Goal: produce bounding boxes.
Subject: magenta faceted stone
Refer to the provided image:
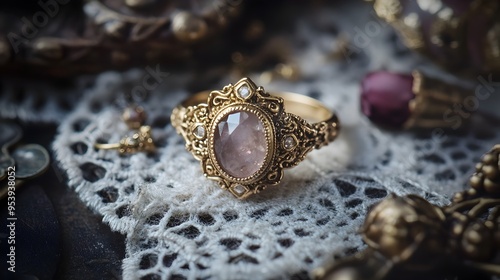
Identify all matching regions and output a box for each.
[214,110,267,178]
[361,71,415,128]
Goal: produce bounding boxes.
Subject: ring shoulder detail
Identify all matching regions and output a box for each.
[274,112,340,170]
[171,104,209,161]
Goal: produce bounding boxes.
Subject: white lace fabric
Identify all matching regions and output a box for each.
[47,3,500,280]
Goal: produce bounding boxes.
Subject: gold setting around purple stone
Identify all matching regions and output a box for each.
[171,77,340,199]
[209,104,274,181]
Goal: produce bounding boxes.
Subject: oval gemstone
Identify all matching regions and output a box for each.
[214,110,267,178]
[360,71,415,128]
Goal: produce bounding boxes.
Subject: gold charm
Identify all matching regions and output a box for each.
[95,125,155,155]
[313,144,500,280]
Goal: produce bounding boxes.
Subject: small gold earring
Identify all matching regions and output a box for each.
[95,105,155,154]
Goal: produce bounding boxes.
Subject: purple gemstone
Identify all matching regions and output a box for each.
[361,71,415,128]
[214,110,267,178]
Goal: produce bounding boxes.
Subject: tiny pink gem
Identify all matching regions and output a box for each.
[214,110,267,178]
[122,105,146,129]
[360,71,415,128]
[233,185,246,195]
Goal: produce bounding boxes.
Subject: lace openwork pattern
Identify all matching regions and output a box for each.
[49,3,500,280]
[52,73,500,279]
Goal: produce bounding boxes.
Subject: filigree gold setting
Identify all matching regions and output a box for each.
[171,77,340,199]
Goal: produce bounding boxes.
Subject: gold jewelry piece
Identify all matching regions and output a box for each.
[405,70,474,129]
[313,144,500,280]
[171,77,340,199]
[371,0,500,77]
[95,125,155,154]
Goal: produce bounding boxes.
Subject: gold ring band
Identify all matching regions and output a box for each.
[180,91,336,125]
[94,142,122,150]
[171,77,340,199]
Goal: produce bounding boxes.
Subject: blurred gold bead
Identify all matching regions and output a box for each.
[104,20,126,38]
[172,12,208,42]
[469,174,483,189]
[323,267,361,280]
[452,223,463,236]
[0,40,10,64]
[466,228,482,244]
[275,63,300,81]
[475,162,483,172]
[259,71,274,84]
[33,39,63,60]
[467,189,477,196]
[125,0,155,8]
[482,165,499,178]
[462,222,493,260]
[482,153,496,165]
[484,178,499,193]
[245,20,264,41]
[111,51,130,65]
[231,52,244,63]
[452,192,464,202]
[484,221,494,229]
[373,0,403,23]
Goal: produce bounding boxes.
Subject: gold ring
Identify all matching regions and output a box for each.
[171,77,340,199]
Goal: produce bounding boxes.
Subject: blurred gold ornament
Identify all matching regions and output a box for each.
[362,195,446,267]
[0,40,11,65]
[95,125,155,155]
[371,0,500,77]
[0,0,244,77]
[125,0,156,9]
[314,144,500,280]
[172,12,208,43]
[33,39,64,61]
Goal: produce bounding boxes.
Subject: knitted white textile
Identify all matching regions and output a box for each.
[51,3,500,280]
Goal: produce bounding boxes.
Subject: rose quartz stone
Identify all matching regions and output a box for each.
[214,110,267,178]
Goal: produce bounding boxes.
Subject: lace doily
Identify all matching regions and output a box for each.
[51,3,500,280]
